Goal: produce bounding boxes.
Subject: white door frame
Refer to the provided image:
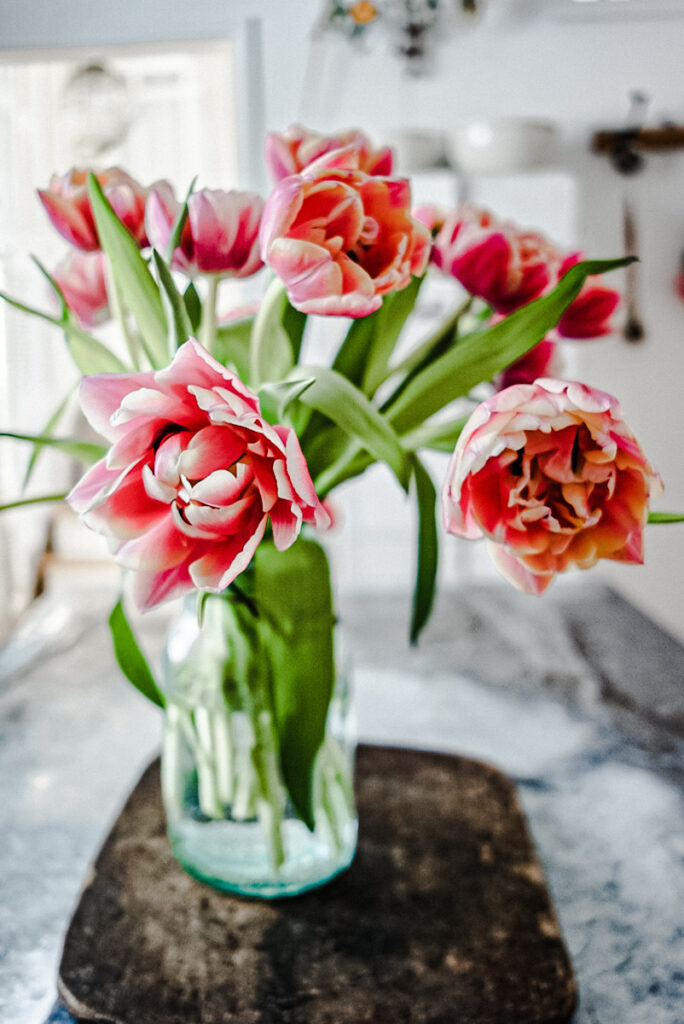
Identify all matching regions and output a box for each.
[0,0,267,190]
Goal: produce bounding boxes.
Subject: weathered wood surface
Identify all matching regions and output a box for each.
[59,746,576,1024]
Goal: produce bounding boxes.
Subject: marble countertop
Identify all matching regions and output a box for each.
[1,578,683,1024]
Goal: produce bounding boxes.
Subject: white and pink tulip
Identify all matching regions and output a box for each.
[443,378,662,595]
[67,339,329,611]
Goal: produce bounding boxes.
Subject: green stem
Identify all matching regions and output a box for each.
[200,276,220,355]
[252,709,287,871]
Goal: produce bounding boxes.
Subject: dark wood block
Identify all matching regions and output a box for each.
[59,746,576,1024]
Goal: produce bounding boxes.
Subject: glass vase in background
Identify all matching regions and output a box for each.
[160,536,357,899]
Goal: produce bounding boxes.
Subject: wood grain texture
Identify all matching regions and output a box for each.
[59,746,576,1024]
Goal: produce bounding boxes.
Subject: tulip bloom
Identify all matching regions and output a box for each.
[67,339,329,610]
[146,185,264,278]
[556,254,620,339]
[53,251,110,328]
[412,204,448,238]
[260,162,430,317]
[443,378,662,595]
[39,168,150,251]
[433,204,560,314]
[265,124,393,182]
[495,338,560,391]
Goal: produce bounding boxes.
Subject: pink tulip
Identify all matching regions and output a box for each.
[443,378,662,595]
[146,185,264,278]
[555,254,620,339]
[52,251,110,328]
[38,167,151,251]
[265,124,393,182]
[412,204,447,237]
[67,339,329,611]
[495,338,560,391]
[144,182,195,273]
[260,162,430,317]
[433,204,561,314]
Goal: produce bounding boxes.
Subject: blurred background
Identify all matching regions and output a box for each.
[0,0,683,640]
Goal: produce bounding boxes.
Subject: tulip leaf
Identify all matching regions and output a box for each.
[331,275,423,394]
[0,430,106,465]
[0,492,67,512]
[362,275,424,395]
[0,287,127,375]
[151,250,192,350]
[214,316,254,381]
[387,258,634,434]
[166,175,197,263]
[250,278,296,388]
[282,297,307,366]
[87,173,169,368]
[381,296,473,407]
[183,282,202,332]
[23,389,75,490]
[34,257,129,374]
[259,377,315,423]
[64,322,129,375]
[253,539,335,831]
[295,364,411,491]
[108,599,165,709]
[648,512,684,523]
[410,455,438,646]
[401,413,470,453]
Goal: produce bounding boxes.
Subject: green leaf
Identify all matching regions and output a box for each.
[64,322,129,375]
[184,282,202,333]
[259,377,315,423]
[409,456,438,646]
[108,599,165,709]
[388,258,633,434]
[31,254,68,317]
[213,316,254,380]
[648,512,684,523]
[0,287,127,375]
[0,492,66,512]
[250,278,296,388]
[282,297,307,366]
[151,250,192,350]
[33,257,130,374]
[253,538,335,830]
[362,275,424,395]
[401,413,470,453]
[166,175,197,262]
[23,389,74,489]
[381,295,472,408]
[0,430,105,465]
[331,275,424,394]
[296,364,411,491]
[87,173,169,368]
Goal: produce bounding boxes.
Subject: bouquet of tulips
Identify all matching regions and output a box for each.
[3,124,681,877]
[0,123,677,714]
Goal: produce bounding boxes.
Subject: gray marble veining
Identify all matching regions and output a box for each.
[0,579,682,1024]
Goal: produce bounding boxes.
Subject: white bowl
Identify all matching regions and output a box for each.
[449,118,558,174]
[388,128,449,172]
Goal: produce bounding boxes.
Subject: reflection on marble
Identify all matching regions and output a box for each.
[0,579,682,1024]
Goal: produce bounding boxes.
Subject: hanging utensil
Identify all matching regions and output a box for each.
[622,199,645,343]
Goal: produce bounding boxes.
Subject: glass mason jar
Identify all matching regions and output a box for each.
[160,536,357,898]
